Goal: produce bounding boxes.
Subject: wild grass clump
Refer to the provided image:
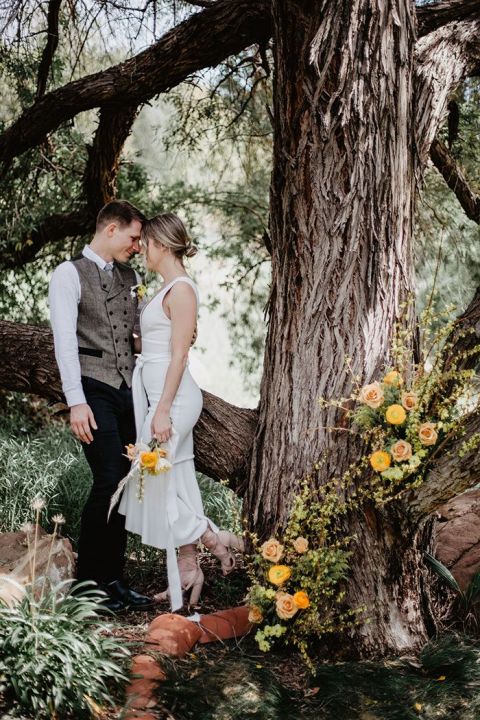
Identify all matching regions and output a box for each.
[0,581,129,719]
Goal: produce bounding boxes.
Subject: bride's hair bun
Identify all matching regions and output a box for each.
[141,213,198,260]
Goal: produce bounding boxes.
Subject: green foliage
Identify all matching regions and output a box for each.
[0,581,129,718]
[424,552,480,629]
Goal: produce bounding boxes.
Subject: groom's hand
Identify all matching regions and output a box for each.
[70,403,98,444]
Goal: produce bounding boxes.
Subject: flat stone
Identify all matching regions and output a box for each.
[0,528,75,605]
[435,489,480,590]
[198,606,252,643]
[146,613,202,657]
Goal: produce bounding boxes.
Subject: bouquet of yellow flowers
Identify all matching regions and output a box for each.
[352,369,442,498]
[247,483,359,665]
[108,438,173,518]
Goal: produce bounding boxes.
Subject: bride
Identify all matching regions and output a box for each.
[118,213,243,611]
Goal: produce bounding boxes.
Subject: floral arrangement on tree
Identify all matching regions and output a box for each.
[247,301,480,668]
[247,482,360,666]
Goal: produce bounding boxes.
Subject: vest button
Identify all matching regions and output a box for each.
[113,325,117,329]
[102,284,107,289]
[124,324,127,328]
[109,311,113,316]
[118,353,121,357]
[124,310,127,315]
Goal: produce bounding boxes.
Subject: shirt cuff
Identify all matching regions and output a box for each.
[65,388,87,407]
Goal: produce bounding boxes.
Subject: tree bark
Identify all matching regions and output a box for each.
[243,0,480,658]
[0,320,257,491]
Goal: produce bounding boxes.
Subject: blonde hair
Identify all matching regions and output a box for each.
[141,213,197,259]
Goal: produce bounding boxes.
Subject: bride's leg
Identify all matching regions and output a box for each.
[153,543,203,605]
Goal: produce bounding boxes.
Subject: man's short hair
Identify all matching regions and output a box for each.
[96,200,146,231]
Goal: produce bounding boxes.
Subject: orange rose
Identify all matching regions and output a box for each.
[268,565,292,586]
[383,370,403,386]
[248,606,263,624]
[293,591,310,609]
[359,382,385,409]
[419,422,438,446]
[401,391,418,411]
[261,538,284,563]
[385,404,406,425]
[370,450,391,472]
[293,537,309,554]
[139,451,158,470]
[275,593,298,620]
[391,440,413,462]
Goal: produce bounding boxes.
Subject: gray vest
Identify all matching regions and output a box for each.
[72,255,138,388]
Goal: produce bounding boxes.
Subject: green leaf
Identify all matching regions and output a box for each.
[464,571,480,605]
[424,552,461,592]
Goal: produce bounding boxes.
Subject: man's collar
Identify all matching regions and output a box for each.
[82,244,113,270]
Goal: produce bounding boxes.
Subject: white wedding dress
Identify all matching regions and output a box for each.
[118,276,218,610]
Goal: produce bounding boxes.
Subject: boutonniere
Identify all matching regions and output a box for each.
[130,283,147,301]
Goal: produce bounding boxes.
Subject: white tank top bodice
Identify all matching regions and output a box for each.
[139,276,199,359]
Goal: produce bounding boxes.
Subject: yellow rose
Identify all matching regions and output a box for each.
[248,606,263,624]
[139,451,158,470]
[391,439,413,462]
[385,404,406,425]
[383,370,403,386]
[419,422,438,446]
[359,382,385,409]
[370,450,391,472]
[293,591,310,609]
[261,538,284,563]
[268,565,292,586]
[275,593,298,620]
[401,391,418,411]
[293,537,308,554]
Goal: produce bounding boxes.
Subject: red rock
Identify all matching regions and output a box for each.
[126,654,165,712]
[146,613,202,656]
[435,489,480,590]
[198,606,252,643]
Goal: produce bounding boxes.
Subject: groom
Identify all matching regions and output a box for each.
[49,199,152,611]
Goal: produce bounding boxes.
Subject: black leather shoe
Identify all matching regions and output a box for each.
[106,580,153,610]
[98,594,128,614]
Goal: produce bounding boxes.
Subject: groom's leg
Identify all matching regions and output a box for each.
[76,377,130,585]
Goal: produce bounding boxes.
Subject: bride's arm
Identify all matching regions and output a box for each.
[151,283,197,443]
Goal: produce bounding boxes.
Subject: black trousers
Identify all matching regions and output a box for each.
[76,376,136,585]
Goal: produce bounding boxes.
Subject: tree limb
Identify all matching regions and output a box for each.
[36,0,62,99]
[83,103,140,214]
[0,0,271,167]
[408,407,480,520]
[0,319,258,492]
[414,17,480,174]
[417,0,480,38]
[1,104,141,269]
[429,137,480,224]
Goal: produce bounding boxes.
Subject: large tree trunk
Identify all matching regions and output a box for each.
[246,0,430,657]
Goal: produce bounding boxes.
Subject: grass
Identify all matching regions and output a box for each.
[0,393,242,586]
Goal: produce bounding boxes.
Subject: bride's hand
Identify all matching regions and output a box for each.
[151,410,172,444]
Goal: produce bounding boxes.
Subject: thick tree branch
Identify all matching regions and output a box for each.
[417,0,480,38]
[1,104,140,269]
[36,0,62,98]
[0,320,258,492]
[414,17,480,173]
[408,407,480,520]
[83,104,140,214]
[0,0,271,166]
[430,137,480,224]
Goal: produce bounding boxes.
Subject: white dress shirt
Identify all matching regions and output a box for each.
[49,245,141,407]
